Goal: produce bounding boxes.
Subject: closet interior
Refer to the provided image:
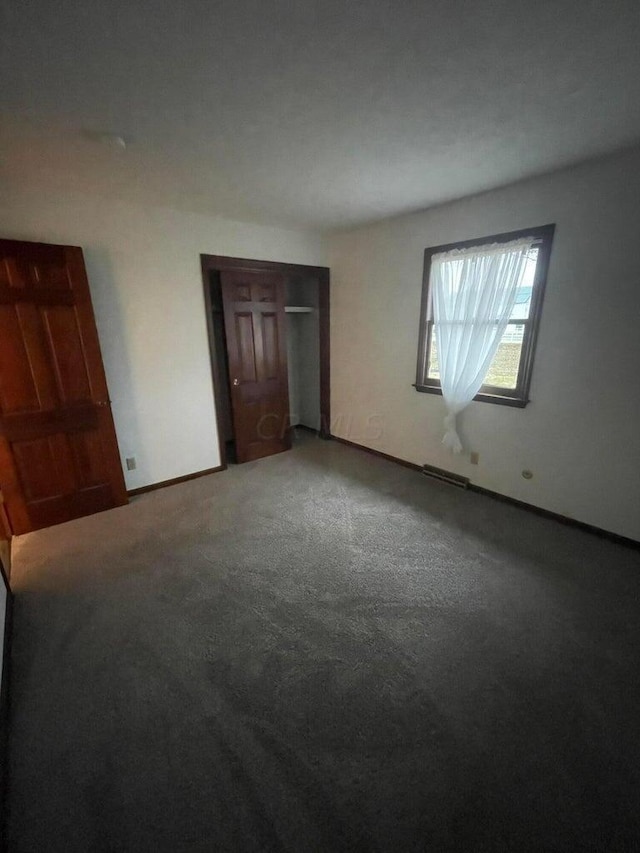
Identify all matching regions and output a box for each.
[285,273,321,435]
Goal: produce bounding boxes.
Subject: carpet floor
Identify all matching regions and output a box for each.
[6,435,640,852]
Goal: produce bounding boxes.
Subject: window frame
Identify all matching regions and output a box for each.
[415,223,556,408]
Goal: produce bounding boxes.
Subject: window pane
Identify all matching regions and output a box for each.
[427,332,439,379]
[430,324,524,388]
[510,247,538,320]
[483,323,525,389]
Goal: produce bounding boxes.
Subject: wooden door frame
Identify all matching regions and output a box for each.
[200,254,330,470]
[0,497,11,580]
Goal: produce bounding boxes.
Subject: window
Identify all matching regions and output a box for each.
[415,224,555,407]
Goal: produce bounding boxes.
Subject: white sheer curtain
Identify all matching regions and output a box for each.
[431,237,534,453]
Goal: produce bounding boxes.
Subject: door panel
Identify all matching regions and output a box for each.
[236,313,257,382]
[261,313,279,379]
[0,307,41,413]
[43,307,93,402]
[221,270,291,464]
[0,239,128,534]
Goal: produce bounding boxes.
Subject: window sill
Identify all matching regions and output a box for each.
[413,384,529,408]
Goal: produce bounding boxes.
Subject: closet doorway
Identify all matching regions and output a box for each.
[201,255,330,468]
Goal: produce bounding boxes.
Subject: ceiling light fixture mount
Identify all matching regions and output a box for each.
[82,130,131,150]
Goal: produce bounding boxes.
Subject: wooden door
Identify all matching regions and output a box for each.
[0,498,11,577]
[221,269,291,463]
[0,239,128,535]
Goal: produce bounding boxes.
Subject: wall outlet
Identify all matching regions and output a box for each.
[126,457,137,471]
[470,451,479,465]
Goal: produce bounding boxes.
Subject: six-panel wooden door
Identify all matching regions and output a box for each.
[221,269,291,463]
[0,239,128,535]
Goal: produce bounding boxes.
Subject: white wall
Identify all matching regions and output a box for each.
[0,189,326,489]
[329,145,640,541]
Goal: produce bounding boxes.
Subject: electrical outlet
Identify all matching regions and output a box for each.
[470,451,479,465]
[126,457,137,471]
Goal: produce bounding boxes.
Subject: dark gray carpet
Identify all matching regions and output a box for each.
[6,435,640,852]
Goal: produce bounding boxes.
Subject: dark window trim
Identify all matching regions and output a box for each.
[415,223,556,407]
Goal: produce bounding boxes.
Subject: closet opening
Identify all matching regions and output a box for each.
[201,255,330,469]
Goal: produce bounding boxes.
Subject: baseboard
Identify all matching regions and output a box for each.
[329,434,640,551]
[292,423,320,435]
[1,563,13,853]
[128,465,225,497]
[1,565,12,720]
[330,434,422,472]
[467,484,639,550]
[0,563,12,713]
[0,542,10,584]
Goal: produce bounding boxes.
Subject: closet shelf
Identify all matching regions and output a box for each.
[285,306,314,313]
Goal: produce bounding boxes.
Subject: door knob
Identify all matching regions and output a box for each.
[233,378,239,386]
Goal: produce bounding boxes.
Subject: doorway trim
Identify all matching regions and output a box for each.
[200,254,330,470]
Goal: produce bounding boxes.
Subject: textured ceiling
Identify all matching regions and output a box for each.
[2,0,640,229]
